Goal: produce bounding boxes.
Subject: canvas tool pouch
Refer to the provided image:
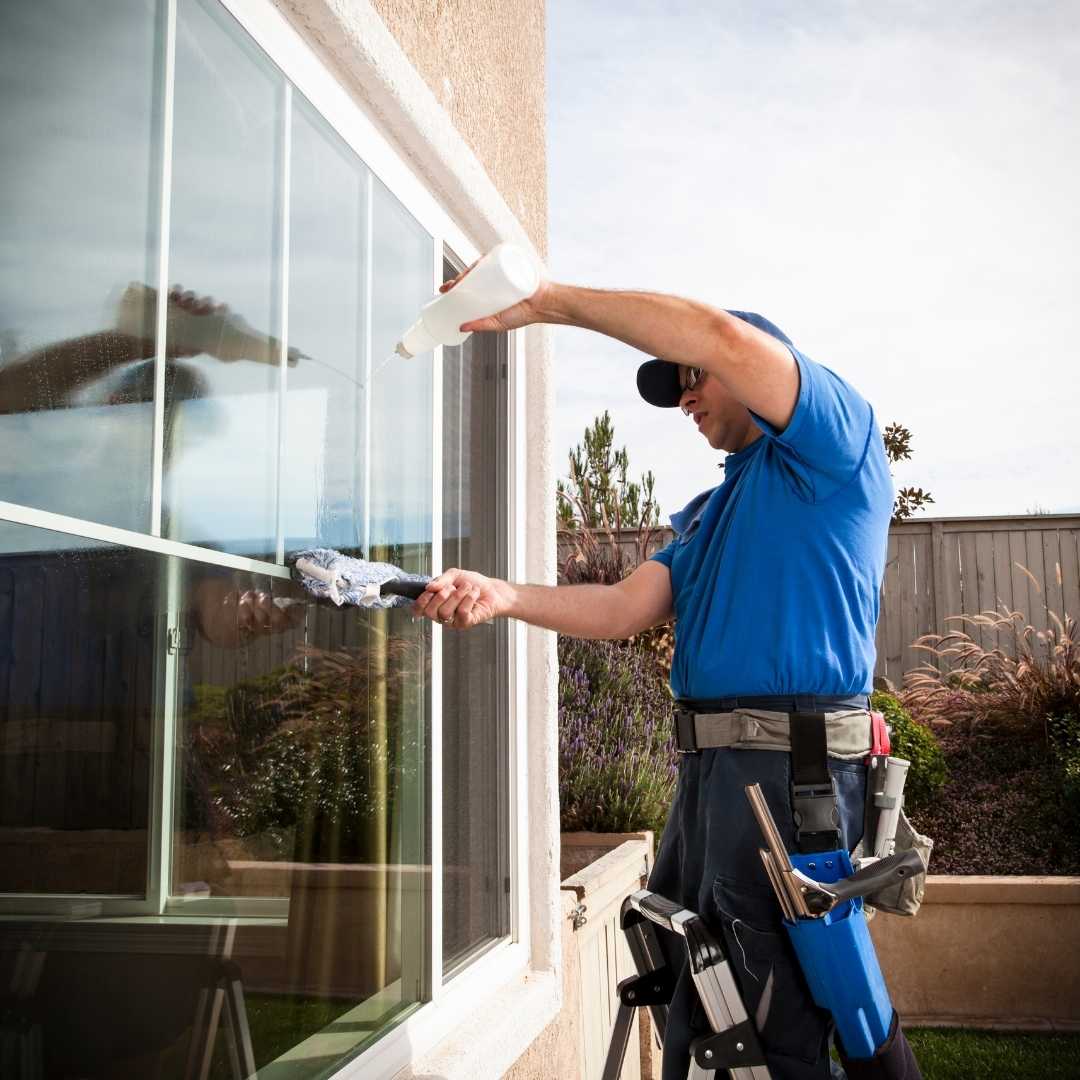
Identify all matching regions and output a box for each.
[856,809,933,918]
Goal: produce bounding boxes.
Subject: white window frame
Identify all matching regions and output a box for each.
[0,0,533,1073]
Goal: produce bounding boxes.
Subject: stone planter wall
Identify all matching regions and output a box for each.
[871,875,1080,1030]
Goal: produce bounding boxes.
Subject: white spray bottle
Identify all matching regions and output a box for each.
[394,242,541,358]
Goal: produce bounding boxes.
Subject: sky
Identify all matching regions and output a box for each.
[547,0,1080,522]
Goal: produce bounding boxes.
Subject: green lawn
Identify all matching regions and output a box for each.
[217,1001,1080,1080]
[908,1028,1080,1079]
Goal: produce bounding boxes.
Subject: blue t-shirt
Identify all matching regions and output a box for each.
[650,322,892,701]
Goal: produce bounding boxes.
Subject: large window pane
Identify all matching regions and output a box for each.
[0,0,511,1072]
[0,0,163,531]
[164,0,285,558]
[169,562,431,1065]
[0,522,163,898]
[441,268,511,975]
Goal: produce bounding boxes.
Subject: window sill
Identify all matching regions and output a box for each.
[312,941,559,1080]
[395,962,560,1080]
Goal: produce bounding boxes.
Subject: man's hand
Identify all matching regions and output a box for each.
[412,567,513,630]
[116,282,304,366]
[193,578,306,648]
[441,262,553,334]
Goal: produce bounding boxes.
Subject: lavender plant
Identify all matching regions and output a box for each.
[558,635,677,835]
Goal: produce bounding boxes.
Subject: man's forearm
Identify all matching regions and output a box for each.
[0,332,155,415]
[534,283,797,427]
[537,285,734,372]
[501,581,639,639]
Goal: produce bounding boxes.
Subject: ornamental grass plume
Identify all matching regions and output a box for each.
[558,635,677,835]
[901,569,1079,740]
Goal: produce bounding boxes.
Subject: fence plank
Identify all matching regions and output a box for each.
[1008,531,1032,620]
[957,532,978,644]
[930,523,947,635]
[913,532,933,674]
[991,530,1014,615]
[940,529,963,631]
[1060,530,1080,622]
[1042,529,1065,623]
[972,532,995,612]
[1025,529,1049,623]
[898,534,919,677]
[883,534,904,680]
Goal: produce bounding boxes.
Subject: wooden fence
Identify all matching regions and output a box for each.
[876,515,1080,682]
[558,514,1080,683]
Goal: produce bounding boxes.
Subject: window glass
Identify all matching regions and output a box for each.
[164,0,285,558]
[0,0,509,1074]
[170,561,431,1061]
[282,95,370,555]
[441,266,511,975]
[0,521,163,898]
[0,0,162,531]
[369,180,434,567]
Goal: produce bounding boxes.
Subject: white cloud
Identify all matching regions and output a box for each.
[548,0,1080,519]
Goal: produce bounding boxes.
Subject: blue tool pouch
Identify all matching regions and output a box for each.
[784,849,894,1059]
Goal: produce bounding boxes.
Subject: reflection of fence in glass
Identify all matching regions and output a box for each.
[0,535,162,898]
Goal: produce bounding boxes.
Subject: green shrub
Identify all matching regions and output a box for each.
[558,635,676,835]
[1048,712,1080,817]
[871,690,947,813]
[184,639,423,861]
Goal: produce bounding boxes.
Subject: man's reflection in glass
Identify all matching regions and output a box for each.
[0,282,308,640]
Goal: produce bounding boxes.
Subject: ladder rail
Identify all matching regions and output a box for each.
[604,889,772,1080]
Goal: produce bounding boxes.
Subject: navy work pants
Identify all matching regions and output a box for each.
[647,746,867,1080]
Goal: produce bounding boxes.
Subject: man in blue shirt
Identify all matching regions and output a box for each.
[412,274,904,1078]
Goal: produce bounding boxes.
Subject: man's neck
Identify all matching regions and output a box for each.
[726,422,764,454]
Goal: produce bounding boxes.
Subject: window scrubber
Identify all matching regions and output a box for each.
[291,548,430,609]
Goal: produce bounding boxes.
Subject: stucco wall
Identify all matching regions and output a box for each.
[369,0,547,256]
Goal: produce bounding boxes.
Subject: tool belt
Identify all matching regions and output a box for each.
[673,695,932,916]
[673,698,873,760]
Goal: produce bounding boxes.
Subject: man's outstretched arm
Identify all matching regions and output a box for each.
[412,558,672,639]
[446,272,800,430]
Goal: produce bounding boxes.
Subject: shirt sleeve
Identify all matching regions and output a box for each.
[750,348,877,503]
[649,540,676,568]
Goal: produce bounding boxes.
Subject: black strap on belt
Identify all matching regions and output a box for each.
[789,711,843,853]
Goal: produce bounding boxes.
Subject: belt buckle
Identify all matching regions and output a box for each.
[791,779,841,852]
[674,708,698,753]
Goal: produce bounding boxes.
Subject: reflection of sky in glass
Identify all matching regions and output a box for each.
[370,181,433,569]
[0,0,160,345]
[283,96,368,555]
[0,0,161,530]
[164,0,284,557]
[1,0,436,555]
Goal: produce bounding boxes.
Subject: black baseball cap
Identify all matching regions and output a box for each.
[635,311,795,408]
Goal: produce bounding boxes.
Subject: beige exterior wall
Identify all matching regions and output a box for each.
[370,0,548,256]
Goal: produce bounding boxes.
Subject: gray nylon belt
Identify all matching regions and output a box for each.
[676,708,873,760]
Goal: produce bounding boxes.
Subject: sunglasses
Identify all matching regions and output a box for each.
[679,365,703,392]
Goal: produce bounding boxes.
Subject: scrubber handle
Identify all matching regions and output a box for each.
[820,849,926,908]
[381,578,429,600]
